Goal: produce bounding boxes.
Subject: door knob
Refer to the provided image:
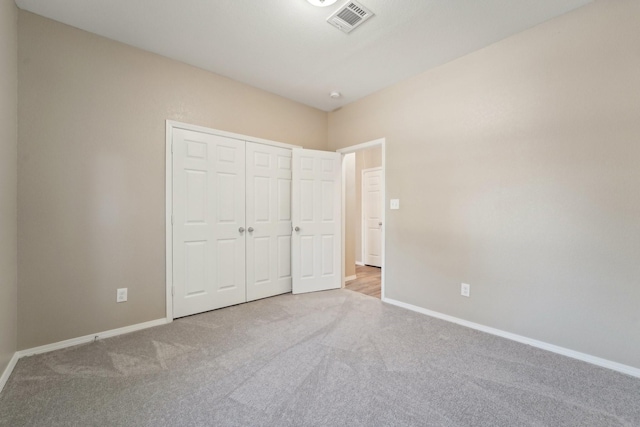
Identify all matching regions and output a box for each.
[248,227,254,233]
[239,227,245,233]
[378,222,383,226]
[294,226,300,232]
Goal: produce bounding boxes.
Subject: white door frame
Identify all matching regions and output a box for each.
[337,138,386,299]
[165,120,300,321]
[362,166,383,268]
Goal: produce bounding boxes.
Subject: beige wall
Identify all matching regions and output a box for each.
[355,146,382,265]
[0,0,18,375]
[329,0,640,369]
[18,11,328,350]
[343,153,356,278]
[13,0,640,371]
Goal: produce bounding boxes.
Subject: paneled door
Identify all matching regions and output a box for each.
[363,168,382,267]
[246,142,293,301]
[292,149,342,294]
[172,129,246,318]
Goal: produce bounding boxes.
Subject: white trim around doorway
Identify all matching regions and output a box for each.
[337,138,386,299]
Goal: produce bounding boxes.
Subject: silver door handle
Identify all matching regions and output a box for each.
[294,226,300,232]
[248,227,254,233]
[239,227,245,233]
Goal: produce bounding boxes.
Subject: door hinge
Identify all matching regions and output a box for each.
[171,286,174,296]
[171,215,174,225]
[171,142,173,154]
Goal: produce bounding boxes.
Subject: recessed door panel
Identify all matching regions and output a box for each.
[300,236,315,279]
[300,179,314,222]
[253,236,271,284]
[187,141,207,159]
[278,236,292,279]
[321,235,334,276]
[278,178,291,221]
[217,145,236,163]
[217,239,237,290]
[322,180,334,221]
[254,151,270,168]
[301,157,314,171]
[185,241,206,296]
[367,229,381,257]
[322,159,334,173]
[217,173,237,223]
[278,155,291,171]
[254,177,270,222]
[185,170,207,224]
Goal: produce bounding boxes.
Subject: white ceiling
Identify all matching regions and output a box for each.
[15,0,592,111]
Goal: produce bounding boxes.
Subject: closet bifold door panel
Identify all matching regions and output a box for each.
[172,129,246,318]
[245,142,292,301]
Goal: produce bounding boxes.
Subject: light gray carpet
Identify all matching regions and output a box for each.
[1,289,639,426]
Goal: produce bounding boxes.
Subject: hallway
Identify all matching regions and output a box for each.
[345,265,381,299]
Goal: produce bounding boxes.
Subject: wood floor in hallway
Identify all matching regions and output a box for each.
[345,265,381,299]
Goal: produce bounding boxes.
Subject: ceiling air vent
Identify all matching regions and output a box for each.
[327,1,374,34]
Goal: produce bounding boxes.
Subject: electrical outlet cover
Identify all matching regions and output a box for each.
[461,283,470,297]
[117,288,128,303]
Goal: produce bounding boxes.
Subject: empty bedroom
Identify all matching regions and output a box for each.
[1,0,639,425]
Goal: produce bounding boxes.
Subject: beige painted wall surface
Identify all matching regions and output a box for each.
[343,153,356,278]
[18,12,328,350]
[355,147,382,265]
[329,0,640,368]
[0,0,18,375]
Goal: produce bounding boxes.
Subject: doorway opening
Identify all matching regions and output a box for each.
[339,139,385,300]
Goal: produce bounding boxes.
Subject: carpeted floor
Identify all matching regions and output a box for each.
[1,289,639,426]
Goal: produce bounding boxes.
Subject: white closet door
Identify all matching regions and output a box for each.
[246,142,292,301]
[292,149,342,294]
[173,129,246,318]
[363,168,382,267]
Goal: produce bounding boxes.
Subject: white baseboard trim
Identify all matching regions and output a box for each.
[345,275,357,282]
[382,297,640,379]
[355,261,364,266]
[17,318,170,359]
[0,352,20,394]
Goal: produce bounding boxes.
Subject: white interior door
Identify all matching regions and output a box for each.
[363,168,382,267]
[246,142,292,301]
[172,129,246,318]
[292,149,342,294]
